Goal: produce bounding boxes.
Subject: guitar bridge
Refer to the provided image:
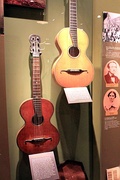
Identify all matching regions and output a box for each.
[25,137,52,144]
[60,69,88,75]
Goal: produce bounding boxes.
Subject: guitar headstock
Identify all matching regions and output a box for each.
[29,34,41,57]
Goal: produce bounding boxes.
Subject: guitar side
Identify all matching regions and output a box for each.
[17,98,60,154]
[52,27,94,88]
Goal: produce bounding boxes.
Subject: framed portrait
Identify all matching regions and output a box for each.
[103,89,120,116]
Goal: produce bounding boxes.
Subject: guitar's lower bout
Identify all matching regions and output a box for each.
[52,27,94,88]
[17,98,60,154]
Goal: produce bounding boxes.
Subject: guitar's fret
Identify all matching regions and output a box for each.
[33,98,41,101]
[33,86,41,89]
[33,84,40,87]
[70,36,77,40]
[70,20,77,22]
[33,93,41,95]
[33,90,40,92]
[34,104,41,107]
[33,67,40,69]
[70,17,77,19]
[33,68,40,70]
[33,82,40,83]
[33,81,40,87]
[33,87,40,90]
[33,96,41,99]
[70,34,77,37]
[71,9,76,11]
[70,25,77,28]
[33,84,40,86]
[33,100,41,103]
[70,28,77,32]
[33,83,40,85]
[70,9,76,12]
[70,23,77,26]
[70,12,76,15]
[33,89,40,91]
[70,29,77,32]
[33,77,40,79]
[33,95,41,98]
[33,91,40,94]
[33,74,40,76]
[33,99,41,101]
[33,78,40,80]
[70,28,77,30]
[70,17,76,19]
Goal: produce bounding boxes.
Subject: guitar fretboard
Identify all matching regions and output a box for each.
[32,57,42,117]
[69,0,77,47]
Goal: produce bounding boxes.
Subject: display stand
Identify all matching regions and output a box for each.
[29,151,59,180]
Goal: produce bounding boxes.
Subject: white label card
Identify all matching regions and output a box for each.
[29,151,59,180]
[106,166,120,180]
[64,87,92,104]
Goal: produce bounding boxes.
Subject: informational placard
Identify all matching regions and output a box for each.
[64,87,92,104]
[29,151,59,180]
[106,166,120,180]
[101,11,120,179]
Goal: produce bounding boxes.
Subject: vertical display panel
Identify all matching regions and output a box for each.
[101,11,120,179]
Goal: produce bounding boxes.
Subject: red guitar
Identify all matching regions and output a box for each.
[52,0,94,88]
[17,34,60,154]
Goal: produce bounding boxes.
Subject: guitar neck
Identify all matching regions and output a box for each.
[69,0,77,47]
[32,57,42,117]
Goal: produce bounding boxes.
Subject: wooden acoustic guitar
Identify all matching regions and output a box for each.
[17,34,60,154]
[52,0,94,88]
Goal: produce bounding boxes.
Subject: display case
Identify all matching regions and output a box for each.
[4,0,120,179]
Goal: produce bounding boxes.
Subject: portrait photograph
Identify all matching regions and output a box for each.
[104,60,120,87]
[103,89,120,116]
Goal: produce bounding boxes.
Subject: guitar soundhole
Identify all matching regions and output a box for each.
[69,46,79,57]
[32,114,44,125]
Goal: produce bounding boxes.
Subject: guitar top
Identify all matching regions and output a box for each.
[17,34,60,154]
[52,0,94,88]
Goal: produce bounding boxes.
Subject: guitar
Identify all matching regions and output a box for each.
[17,34,60,154]
[52,0,94,88]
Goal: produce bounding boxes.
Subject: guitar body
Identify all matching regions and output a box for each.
[52,27,94,88]
[17,98,60,154]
